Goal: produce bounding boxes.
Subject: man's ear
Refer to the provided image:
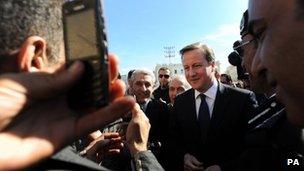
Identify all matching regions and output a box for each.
[17,36,49,72]
[210,61,216,72]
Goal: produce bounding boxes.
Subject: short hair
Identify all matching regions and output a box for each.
[179,42,215,62]
[0,0,64,64]
[158,67,170,74]
[221,74,233,83]
[130,69,155,86]
[240,10,249,37]
[127,69,135,81]
[169,75,191,90]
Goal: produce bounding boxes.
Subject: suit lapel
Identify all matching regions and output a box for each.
[183,89,200,132]
[210,83,230,130]
[145,100,152,118]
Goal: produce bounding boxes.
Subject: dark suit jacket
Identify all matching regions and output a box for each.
[153,86,171,104]
[167,83,257,169]
[144,99,170,168]
[221,97,304,171]
[145,98,170,144]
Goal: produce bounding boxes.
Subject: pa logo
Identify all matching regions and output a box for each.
[287,159,300,166]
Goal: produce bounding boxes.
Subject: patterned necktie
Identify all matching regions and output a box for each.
[198,94,210,141]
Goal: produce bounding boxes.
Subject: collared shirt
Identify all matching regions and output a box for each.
[138,99,150,112]
[194,79,218,119]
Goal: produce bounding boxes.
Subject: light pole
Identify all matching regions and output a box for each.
[163,46,175,64]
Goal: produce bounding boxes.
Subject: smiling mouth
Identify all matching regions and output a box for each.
[190,78,200,82]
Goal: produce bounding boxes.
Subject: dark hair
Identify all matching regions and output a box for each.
[179,42,215,62]
[240,10,249,37]
[127,69,135,80]
[0,0,64,64]
[220,74,232,83]
[158,67,170,74]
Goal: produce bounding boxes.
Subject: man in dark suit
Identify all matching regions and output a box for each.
[167,43,257,170]
[129,69,170,165]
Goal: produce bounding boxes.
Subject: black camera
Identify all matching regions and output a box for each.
[228,40,246,80]
[227,10,250,80]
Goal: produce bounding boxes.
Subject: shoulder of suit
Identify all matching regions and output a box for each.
[221,83,253,95]
[150,98,167,106]
[174,88,194,103]
[153,86,161,93]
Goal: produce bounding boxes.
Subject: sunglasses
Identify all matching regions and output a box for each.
[233,38,255,51]
[159,74,170,79]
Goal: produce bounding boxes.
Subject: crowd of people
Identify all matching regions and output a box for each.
[0,0,304,170]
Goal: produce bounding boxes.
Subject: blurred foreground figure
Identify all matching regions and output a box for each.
[0,1,163,170]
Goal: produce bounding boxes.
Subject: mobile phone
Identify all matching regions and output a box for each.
[63,0,109,109]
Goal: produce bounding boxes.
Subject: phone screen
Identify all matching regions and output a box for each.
[63,0,109,109]
[65,9,98,60]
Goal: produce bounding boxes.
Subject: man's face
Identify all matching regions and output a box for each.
[131,73,153,103]
[182,49,214,92]
[241,34,271,93]
[169,79,186,103]
[248,0,304,125]
[158,69,170,87]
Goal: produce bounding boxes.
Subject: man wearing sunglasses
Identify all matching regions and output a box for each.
[248,0,304,128]
[153,67,171,104]
[246,0,304,168]
[236,11,272,96]
[211,9,304,171]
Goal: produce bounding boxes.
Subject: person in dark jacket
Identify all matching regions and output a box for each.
[167,43,257,170]
[206,9,304,171]
[153,67,171,104]
[130,69,170,167]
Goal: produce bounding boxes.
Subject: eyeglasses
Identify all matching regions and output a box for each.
[233,39,255,51]
[159,74,169,79]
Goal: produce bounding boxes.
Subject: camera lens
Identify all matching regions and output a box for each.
[228,51,242,66]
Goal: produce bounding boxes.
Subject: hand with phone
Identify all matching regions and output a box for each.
[63,0,110,110]
[0,54,135,170]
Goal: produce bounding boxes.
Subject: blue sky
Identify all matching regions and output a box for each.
[104,0,248,75]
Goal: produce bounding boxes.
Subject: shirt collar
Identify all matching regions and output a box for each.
[195,79,218,100]
[138,99,150,112]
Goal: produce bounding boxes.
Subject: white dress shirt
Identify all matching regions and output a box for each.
[194,79,218,119]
